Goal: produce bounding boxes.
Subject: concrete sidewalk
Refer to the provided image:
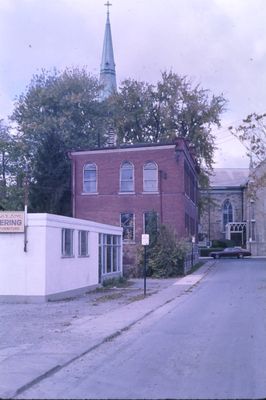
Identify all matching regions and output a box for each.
[0,260,215,399]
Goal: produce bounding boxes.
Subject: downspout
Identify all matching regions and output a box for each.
[159,170,163,224]
[68,152,76,218]
[72,157,76,218]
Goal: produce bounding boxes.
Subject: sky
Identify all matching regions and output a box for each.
[1,0,266,168]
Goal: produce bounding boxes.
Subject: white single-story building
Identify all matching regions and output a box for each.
[0,213,123,303]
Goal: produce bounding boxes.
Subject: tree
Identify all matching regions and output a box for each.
[0,120,10,195]
[229,112,266,165]
[229,112,266,199]
[0,120,25,210]
[29,129,71,215]
[10,68,226,215]
[11,67,105,215]
[109,71,226,174]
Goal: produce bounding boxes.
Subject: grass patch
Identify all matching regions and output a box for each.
[102,276,132,289]
[95,292,124,303]
[128,291,156,302]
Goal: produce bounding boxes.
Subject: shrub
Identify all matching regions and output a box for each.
[102,276,128,288]
[147,225,189,278]
[211,239,235,248]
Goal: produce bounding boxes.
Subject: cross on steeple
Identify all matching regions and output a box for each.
[104,1,112,15]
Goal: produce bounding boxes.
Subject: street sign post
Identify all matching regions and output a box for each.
[141,234,150,296]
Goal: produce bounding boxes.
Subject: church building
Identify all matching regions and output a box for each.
[199,168,249,247]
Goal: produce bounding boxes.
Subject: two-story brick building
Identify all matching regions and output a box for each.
[69,139,199,275]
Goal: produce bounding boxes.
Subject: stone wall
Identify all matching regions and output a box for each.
[200,188,245,243]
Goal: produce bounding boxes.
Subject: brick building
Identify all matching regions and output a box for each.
[69,139,199,275]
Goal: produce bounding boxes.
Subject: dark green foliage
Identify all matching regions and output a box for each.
[102,276,129,288]
[4,68,226,213]
[211,239,235,248]
[10,68,105,214]
[12,68,103,152]
[143,210,158,275]
[148,225,189,278]
[110,71,226,177]
[0,120,26,210]
[139,223,189,278]
[29,130,71,215]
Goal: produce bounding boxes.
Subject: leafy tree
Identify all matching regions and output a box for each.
[29,129,71,215]
[229,112,266,199]
[229,112,266,165]
[0,120,25,210]
[110,71,226,174]
[11,67,105,214]
[0,120,10,195]
[9,68,226,215]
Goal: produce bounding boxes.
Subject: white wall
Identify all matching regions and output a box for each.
[0,213,122,302]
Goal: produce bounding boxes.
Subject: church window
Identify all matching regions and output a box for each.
[120,161,134,192]
[83,163,97,193]
[143,162,158,192]
[222,200,233,231]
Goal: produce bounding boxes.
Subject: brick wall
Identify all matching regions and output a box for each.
[70,141,198,275]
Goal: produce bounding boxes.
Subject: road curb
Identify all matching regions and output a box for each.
[9,261,215,399]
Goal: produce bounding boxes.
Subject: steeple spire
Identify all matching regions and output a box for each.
[99,2,117,100]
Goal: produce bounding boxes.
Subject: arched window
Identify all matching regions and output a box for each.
[222,199,233,231]
[143,161,158,192]
[120,161,134,192]
[83,163,97,193]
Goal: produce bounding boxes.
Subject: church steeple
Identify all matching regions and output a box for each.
[99,2,117,100]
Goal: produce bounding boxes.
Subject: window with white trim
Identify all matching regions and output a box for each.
[61,228,74,257]
[120,161,134,192]
[222,199,233,231]
[78,230,89,257]
[83,163,97,193]
[143,161,158,192]
[99,234,122,275]
[120,212,135,241]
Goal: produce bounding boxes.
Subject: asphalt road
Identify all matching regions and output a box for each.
[19,258,266,399]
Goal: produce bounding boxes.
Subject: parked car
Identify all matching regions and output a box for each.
[210,247,251,259]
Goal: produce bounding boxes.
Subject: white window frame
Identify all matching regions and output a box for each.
[99,234,122,276]
[61,228,74,257]
[120,161,134,193]
[120,212,135,242]
[78,230,89,257]
[143,161,158,192]
[83,162,97,193]
[222,199,234,232]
